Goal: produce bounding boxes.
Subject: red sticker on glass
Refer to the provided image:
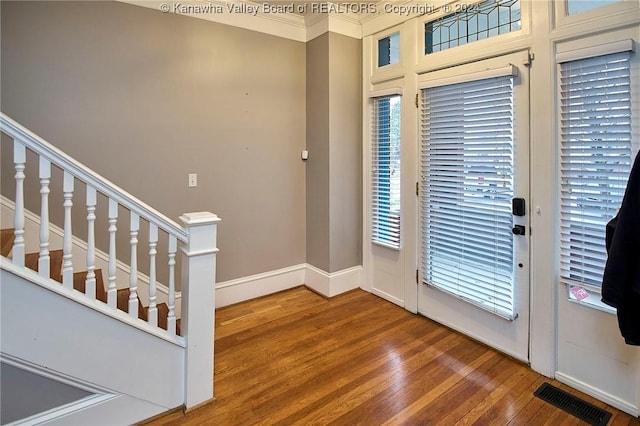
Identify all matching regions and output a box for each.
[570,286,589,301]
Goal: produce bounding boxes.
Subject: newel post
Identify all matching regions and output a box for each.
[180,211,221,409]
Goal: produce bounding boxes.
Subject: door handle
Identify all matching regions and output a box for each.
[512,225,526,235]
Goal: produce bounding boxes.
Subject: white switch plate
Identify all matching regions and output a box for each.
[188,173,198,188]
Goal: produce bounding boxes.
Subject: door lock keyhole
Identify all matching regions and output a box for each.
[512,225,526,235]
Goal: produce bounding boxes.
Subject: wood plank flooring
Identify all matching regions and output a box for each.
[144,287,640,425]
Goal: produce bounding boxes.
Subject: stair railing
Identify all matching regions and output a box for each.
[1,113,220,408]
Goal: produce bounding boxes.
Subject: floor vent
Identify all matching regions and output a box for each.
[534,382,612,426]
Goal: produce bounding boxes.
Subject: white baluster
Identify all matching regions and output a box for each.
[62,172,74,289]
[107,199,118,308]
[38,157,51,278]
[85,186,97,299]
[13,142,26,267]
[167,235,177,336]
[129,212,139,318]
[147,223,158,327]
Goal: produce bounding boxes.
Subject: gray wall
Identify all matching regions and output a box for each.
[1,1,307,282]
[328,33,362,272]
[306,33,362,273]
[305,34,331,272]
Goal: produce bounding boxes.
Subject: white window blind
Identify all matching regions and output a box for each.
[559,51,633,290]
[420,76,516,319]
[372,95,401,249]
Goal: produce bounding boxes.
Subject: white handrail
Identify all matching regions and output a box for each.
[0,113,187,242]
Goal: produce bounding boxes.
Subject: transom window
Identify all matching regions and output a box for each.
[425,0,521,54]
[378,32,400,67]
[567,0,622,15]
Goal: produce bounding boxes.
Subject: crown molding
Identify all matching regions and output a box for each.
[305,10,362,41]
[120,0,307,41]
[118,0,364,41]
[117,0,366,42]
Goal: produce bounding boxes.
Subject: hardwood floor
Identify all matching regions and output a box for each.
[144,287,640,425]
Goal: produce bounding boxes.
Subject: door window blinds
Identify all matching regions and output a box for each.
[420,75,516,319]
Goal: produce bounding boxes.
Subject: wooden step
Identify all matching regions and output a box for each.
[158,303,169,330]
[144,302,170,330]
[50,249,64,283]
[141,303,182,336]
[73,269,107,303]
[0,228,15,257]
[117,288,148,321]
[25,252,39,271]
[23,249,65,281]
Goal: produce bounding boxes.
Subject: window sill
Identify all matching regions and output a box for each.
[564,282,616,315]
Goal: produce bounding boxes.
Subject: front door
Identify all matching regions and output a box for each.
[417,52,531,362]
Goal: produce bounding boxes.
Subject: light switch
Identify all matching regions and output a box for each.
[188,173,198,188]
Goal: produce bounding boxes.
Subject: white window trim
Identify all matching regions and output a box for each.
[367,88,404,99]
[554,0,640,36]
[556,38,635,63]
[371,25,405,85]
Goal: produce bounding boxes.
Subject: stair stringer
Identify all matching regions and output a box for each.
[0,264,186,422]
[0,195,182,317]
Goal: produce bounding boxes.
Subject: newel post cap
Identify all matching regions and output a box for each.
[180,212,221,254]
[179,211,221,226]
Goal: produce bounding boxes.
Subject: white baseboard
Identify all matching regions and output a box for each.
[555,371,639,417]
[371,288,403,307]
[215,264,307,308]
[304,264,362,298]
[215,264,363,307]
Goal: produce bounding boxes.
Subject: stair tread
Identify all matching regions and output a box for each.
[117,288,148,321]
[0,228,15,257]
[142,302,181,336]
[25,252,39,271]
[145,302,169,327]
[73,269,107,303]
[50,249,64,283]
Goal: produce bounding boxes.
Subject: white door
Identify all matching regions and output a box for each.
[417,52,531,362]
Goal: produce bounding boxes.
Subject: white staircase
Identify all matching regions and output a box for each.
[0,113,221,425]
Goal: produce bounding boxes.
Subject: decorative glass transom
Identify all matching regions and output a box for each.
[425,0,521,54]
